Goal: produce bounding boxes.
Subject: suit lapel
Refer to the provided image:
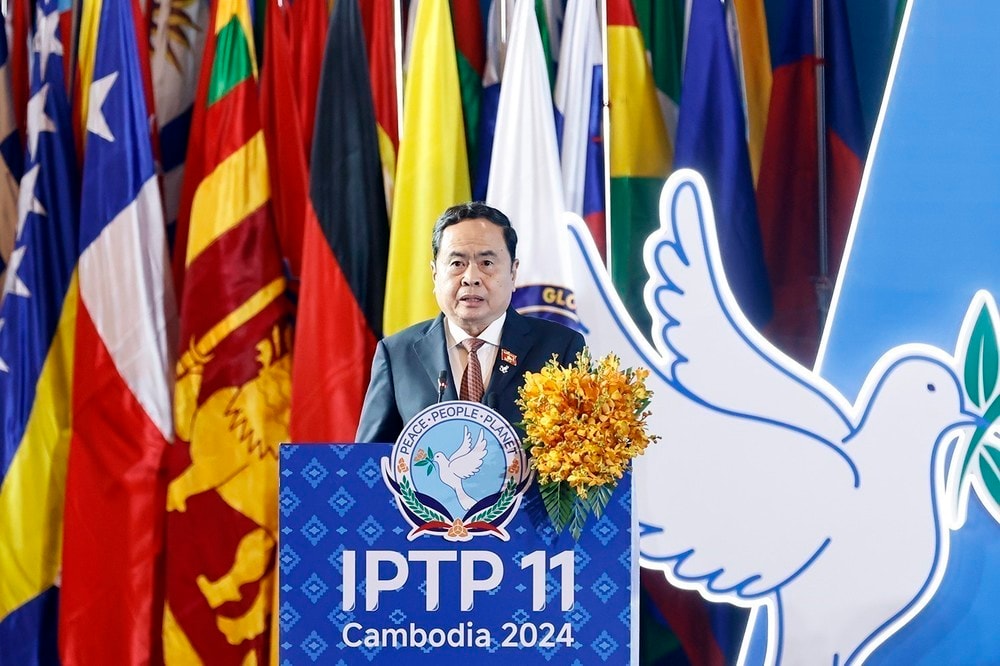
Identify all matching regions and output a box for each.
[413,315,457,400]
[487,309,533,399]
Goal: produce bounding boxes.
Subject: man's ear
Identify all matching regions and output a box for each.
[511,258,519,281]
[430,260,436,282]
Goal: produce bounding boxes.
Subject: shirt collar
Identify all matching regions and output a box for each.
[445,312,507,348]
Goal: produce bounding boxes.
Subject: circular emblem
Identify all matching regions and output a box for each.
[381,400,531,542]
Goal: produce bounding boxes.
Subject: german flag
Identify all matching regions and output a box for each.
[291,0,388,442]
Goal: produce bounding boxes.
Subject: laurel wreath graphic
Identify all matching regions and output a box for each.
[468,475,518,524]
[398,475,448,524]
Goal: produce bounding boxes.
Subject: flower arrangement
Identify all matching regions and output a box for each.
[516,348,660,539]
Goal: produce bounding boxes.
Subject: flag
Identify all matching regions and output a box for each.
[360,0,398,215]
[673,0,772,328]
[8,0,29,142]
[473,0,561,202]
[729,0,771,183]
[554,0,606,259]
[471,0,505,201]
[452,0,485,176]
[150,0,209,238]
[536,0,559,86]
[824,0,865,289]
[59,0,175,659]
[757,0,864,365]
[291,0,388,442]
[486,0,578,330]
[665,2,771,654]
[607,0,672,339]
[383,0,470,335]
[0,0,78,661]
[0,10,23,293]
[162,0,291,658]
[630,0,684,148]
[261,0,327,285]
[75,0,158,158]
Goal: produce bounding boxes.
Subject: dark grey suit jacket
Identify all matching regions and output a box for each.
[356,308,586,443]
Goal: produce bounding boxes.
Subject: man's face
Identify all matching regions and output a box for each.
[432,218,518,337]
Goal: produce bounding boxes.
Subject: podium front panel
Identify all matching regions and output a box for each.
[279,443,636,664]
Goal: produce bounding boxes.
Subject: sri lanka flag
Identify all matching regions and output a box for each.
[59,0,176,660]
[0,0,79,661]
[163,0,291,658]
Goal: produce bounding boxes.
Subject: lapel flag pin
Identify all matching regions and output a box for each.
[501,349,517,366]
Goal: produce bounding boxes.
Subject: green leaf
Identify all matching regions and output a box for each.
[399,475,448,523]
[415,459,429,467]
[468,476,518,524]
[569,496,589,540]
[425,465,433,476]
[588,484,615,520]
[959,395,1000,482]
[540,481,576,533]
[979,442,1000,505]
[964,306,999,407]
[539,480,565,532]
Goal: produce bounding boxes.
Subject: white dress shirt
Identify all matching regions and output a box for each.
[444,313,506,397]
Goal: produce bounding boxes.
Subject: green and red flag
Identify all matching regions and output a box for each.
[607,0,672,339]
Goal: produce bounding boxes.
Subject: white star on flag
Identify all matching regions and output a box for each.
[87,72,118,142]
[16,164,45,241]
[26,84,55,161]
[33,7,64,81]
[2,246,30,300]
[0,319,8,373]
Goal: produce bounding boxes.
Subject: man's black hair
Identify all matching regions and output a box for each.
[431,202,518,261]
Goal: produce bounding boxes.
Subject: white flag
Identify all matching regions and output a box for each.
[486,0,578,331]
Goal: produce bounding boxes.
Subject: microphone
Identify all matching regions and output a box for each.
[437,371,448,403]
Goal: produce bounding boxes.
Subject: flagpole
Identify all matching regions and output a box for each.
[600,0,612,271]
[814,0,832,329]
[393,0,404,141]
[500,0,509,44]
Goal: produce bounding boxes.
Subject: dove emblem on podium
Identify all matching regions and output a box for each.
[563,169,990,665]
[427,426,489,511]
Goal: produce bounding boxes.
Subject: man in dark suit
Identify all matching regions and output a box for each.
[356,202,585,443]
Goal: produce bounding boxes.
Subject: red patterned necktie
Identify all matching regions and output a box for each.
[460,338,486,402]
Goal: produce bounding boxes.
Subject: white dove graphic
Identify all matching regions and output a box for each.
[564,169,982,665]
[432,426,489,511]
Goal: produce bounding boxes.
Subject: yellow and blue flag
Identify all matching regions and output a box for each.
[0,0,80,661]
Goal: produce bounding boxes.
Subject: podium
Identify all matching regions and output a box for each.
[278,402,637,664]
